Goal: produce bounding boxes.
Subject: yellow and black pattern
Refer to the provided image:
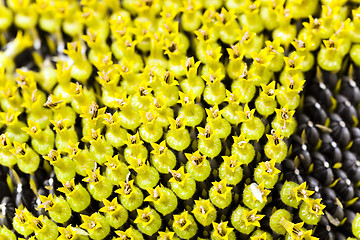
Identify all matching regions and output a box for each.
[0,0,359,239]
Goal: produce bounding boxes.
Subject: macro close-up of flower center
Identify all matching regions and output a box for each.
[1,0,360,240]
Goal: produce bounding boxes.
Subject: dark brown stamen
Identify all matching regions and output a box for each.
[89,102,99,119]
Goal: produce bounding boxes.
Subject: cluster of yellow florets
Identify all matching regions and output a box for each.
[1,0,360,239]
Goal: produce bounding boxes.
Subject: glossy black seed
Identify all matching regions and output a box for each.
[320,134,342,164]
[341,150,357,166]
[350,137,360,155]
[304,96,328,125]
[333,168,352,182]
[350,128,360,155]
[340,77,360,106]
[304,176,322,199]
[290,135,312,170]
[43,172,61,195]
[342,151,360,183]
[326,205,345,225]
[31,187,49,217]
[332,169,355,201]
[309,80,334,109]
[321,187,337,209]
[13,183,34,210]
[350,127,360,138]
[312,152,334,186]
[313,224,335,240]
[335,95,358,126]
[329,114,351,148]
[318,214,331,226]
[321,70,339,91]
[281,159,304,184]
[329,112,343,123]
[297,113,311,125]
[0,197,15,229]
[299,120,320,148]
